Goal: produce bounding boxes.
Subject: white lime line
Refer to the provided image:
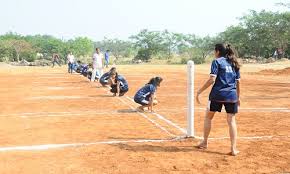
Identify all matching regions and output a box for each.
[96,84,175,137]
[126,96,186,134]
[195,135,290,140]
[26,96,93,100]
[1,135,289,152]
[152,113,186,134]
[0,111,131,118]
[157,107,290,112]
[117,96,175,137]
[0,137,182,152]
[96,80,175,136]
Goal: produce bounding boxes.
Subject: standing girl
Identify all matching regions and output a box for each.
[196,44,241,156]
[109,71,129,96]
[134,77,162,112]
[91,48,103,82]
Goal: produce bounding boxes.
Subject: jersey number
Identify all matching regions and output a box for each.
[225,66,233,73]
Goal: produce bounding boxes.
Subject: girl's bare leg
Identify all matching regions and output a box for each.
[227,114,239,156]
[197,110,215,149]
[137,105,146,112]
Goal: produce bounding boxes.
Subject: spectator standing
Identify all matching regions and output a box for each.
[91,48,104,82]
[67,52,75,73]
[52,53,61,67]
[105,50,110,68]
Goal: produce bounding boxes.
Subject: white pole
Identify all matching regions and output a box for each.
[187,60,194,137]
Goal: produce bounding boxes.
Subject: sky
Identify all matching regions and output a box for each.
[0,0,288,41]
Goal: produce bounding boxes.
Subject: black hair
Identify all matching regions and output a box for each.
[109,71,118,84]
[109,67,116,73]
[215,43,227,57]
[147,76,163,87]
[215,44,241,70]
[225,44,241,70]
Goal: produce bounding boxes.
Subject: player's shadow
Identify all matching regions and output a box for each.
[63,81,88,84]
[111,143,226,155]
[117,109,137,113]
[89,95,114,98]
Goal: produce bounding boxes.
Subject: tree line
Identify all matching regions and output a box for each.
[0,10,289,64]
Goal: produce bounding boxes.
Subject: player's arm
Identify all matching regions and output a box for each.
[108,78,113,86]
[196,60,218,104]
[149,93,155,112]
[236,80,240,106]
[116,81,120,96]
[196,75,216,104]
[198,75,216,94]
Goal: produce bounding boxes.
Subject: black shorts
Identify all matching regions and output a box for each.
[134,98,149,106]
[99,79,108,86]
[110,85,129,94]
[134,95,150,106]
[208,101,238,114]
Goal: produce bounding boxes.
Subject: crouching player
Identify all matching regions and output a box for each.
[99,67,116,87]
[109,71,129,97]
[81,63,89,77]
[134,77,162,112]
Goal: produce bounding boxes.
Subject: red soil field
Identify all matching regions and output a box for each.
[0,64,289,173]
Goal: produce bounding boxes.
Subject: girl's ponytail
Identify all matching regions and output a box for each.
[225,44,241,70]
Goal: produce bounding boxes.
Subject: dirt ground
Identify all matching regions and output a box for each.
[0,61,289,174]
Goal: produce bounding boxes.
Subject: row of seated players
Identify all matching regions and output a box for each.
[73,62,162,112]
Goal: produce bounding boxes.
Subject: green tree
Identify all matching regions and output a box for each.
[95,38,133,62]
[67,37,94,57]
[130,29,165,61]
[162,30,184,59]
[6,39,35,62]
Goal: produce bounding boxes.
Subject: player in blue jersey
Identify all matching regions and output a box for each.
[134,77,163,112]
[80,63,89,76]
[99,67,116,86]
[196,44,241,156]
[108,71,129,96]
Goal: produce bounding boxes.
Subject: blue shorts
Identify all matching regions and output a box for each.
[208,101,238,114]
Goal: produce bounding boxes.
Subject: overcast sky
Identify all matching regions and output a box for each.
[0,0,288,41]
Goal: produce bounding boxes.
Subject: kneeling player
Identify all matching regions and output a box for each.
[109,71,129,97]
[134,77,162,112]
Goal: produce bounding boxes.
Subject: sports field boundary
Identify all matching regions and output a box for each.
[0,135,289,152]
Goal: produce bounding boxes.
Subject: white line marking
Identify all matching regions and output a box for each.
[0,135,289,152]
[26,96,95,100]
[117,96,175,137]
[95,84,175,137]
[0,137,183,152]
[152,113,186,134]
[126,96,186,134]
[195,135,290,140]
[0,112,132,118]
[156,107,290,112]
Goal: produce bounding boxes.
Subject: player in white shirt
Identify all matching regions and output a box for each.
[67,52,75,74]
[91,48,104,82]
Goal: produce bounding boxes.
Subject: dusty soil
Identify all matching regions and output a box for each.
[0,63,289,174]
[259,67,290,75]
